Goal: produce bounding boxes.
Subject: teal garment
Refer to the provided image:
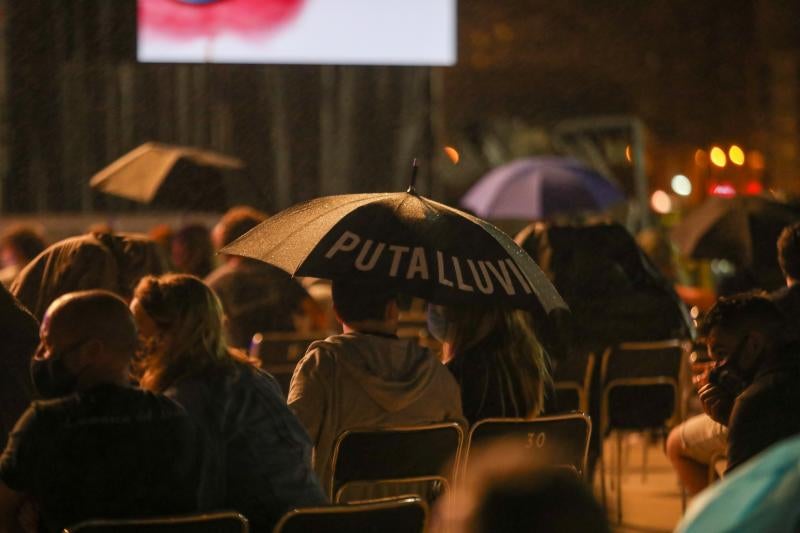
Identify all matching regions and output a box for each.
[677,434,800,533]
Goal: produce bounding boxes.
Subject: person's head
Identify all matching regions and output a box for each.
[94,232,170,301]
[171,223,214,278]
[699,293,785,381]
[331,279,399,334]
[212,205,268,253]
[0,224,46,268]
[31,290,138,398]
[430,304,551,417]
[131,273,231,392]
[777,222,800,286]
[435,439,610,533]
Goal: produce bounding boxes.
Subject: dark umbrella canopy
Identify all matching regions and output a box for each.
[221,192,567,317]
[461,157,625,220]
[90,142,244,211]
[672,196,800,264]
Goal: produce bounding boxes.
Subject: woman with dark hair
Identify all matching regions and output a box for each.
[428,304,553,425]
[131,274,325,532]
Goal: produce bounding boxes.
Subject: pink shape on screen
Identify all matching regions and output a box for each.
[139,0,305,39]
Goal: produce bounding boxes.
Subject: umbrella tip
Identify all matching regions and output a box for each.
[407,158,419,194]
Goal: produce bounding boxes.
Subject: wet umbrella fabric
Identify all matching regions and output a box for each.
[677,433,800,533]
[671,196,800,290]
[671,196,800,266]
[90,142,244,211]
[460,157,625,220]
[221,192,566,317]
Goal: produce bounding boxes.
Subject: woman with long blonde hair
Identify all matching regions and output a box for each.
[428,304,552,425]
[131,273,325,532]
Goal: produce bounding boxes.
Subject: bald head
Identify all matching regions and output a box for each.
[45,290,138,361]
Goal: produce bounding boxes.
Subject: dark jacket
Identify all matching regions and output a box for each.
[726,343,800,473]
[0,285,39,448]
[167,360,326,532]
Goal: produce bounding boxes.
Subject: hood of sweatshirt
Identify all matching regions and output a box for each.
[308,332,443,412]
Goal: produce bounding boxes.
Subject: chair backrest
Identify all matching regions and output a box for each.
[250,331,328,396]
[464,414,592,478]
[273,496,428,533]
[600,339,686,432]
[64,511,248,533]
[329,423,465,503]
[553,352,595,413]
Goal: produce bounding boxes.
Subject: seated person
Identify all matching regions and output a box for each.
[434,439,610,533]
[428,304,553,425]
[0,224,46,287]
[666,413,728,496]
[0,285,39,449]
[772,222,800,337]
[206,206,322,349]
[288,280,463,485]
[698,294,800,473]
[132,274,325,532]
[11,231,167,320]
[0,290,200,532]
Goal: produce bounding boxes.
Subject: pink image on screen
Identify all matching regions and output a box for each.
[139,0,305,40]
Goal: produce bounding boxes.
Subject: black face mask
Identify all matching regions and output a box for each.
[30,343,82,399]
[708,336,752,397]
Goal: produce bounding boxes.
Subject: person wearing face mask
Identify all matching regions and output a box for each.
[698,294,800,473]
[0,290,201,533]
[428,304,553,426]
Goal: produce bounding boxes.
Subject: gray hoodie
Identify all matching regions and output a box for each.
[288,331,463,489]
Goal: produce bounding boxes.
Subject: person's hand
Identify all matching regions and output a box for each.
[697,382,735,425]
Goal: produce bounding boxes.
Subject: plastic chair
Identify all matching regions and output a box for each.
[599,339,687,524]
[249,330,328,396]
[64,511,249,532]
[327,422,465,503]
[464,413,592,479]
[553,352,595,413]
[273,496,428,533]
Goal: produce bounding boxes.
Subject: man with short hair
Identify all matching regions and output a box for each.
[0,290,200,532]
[206,206,321,348]
[699,294,800,472]
[288,280,463,484]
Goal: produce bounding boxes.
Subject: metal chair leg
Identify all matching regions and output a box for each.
[642,430,649,483]
[600,439,608,512]
[616,431,623,525]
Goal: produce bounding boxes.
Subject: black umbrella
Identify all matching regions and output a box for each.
[90,142,244,211]
[671,195,800,289]
[221,190,566,318]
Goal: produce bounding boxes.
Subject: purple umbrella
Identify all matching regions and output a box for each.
[461,157,625,220]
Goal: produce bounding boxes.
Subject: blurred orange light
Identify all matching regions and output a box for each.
[694,149,708,167]
[443,146,460,164]
[625,145,632,163]
[710,147,727,168]
[729,145,745,166]
[744,181,763,195]
[748,150,765,170]
[650,190,672,214]
[710,183,736,197]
